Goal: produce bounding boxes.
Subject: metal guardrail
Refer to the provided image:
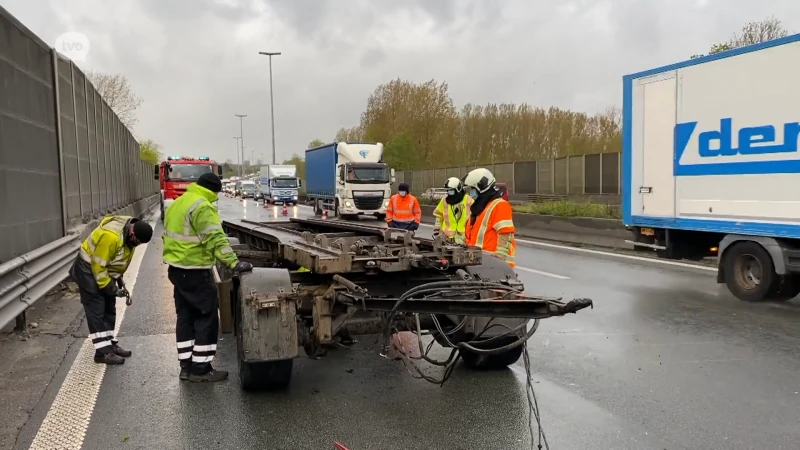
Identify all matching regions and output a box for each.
[0,233,81,330]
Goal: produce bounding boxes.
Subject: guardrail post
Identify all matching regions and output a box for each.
[599,153,604,195]
[14,311,27,333]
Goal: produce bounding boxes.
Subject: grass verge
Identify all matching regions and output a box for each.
[419,198,620,219]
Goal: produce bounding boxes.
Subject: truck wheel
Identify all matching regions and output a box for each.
[722,241,777,302]
[239,358,293,391]
[460,338,524,370]
[314,199,323,216]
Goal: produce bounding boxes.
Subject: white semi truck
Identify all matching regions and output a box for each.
[623,33,800,302]
[305,142,395,220]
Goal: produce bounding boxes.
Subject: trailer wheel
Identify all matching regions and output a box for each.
[722,241,776,302]
[314,199,323,216]
[460,337,524,370]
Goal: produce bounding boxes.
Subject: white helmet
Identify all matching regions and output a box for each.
[444,177,463,192]
[463,168,496,194]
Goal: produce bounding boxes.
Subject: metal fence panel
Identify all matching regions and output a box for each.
[553,158,568,195]
[0,13,63,262]
[494,163,513,192]
[72,65,92,217]
[584,154,601,195]
[85,79,99,213]
[56,56,81,222]
[513,161,537,194]
[568,155,584,195]
[537,159,553,194]
[601,152,620,195]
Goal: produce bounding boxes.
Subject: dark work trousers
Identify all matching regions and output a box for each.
[167,266,220,375]
[79,286,118,356]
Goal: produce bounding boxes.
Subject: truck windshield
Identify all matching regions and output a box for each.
[346,166,389,183]
[242,184,256,191]
[272,178,298,188]
[167,164,212,181]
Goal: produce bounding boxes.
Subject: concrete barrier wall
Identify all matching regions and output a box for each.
[418,205,631,249]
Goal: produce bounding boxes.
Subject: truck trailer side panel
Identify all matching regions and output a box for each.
[623,34,800,239]
[305,144,337,199]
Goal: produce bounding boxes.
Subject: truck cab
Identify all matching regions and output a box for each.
[260,165,301,205]
[154,156,222,221]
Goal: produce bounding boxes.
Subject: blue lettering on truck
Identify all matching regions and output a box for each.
[674,118,800,176]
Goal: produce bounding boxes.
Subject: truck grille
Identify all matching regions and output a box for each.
[354,196,383,211]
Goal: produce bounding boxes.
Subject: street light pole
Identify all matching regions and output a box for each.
[258,51,281,164]
[235,114,247,175]
[233,137,241,177]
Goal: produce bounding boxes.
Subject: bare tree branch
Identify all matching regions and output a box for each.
[85,70,143,130]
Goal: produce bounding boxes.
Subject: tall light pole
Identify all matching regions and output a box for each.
[258,51,281,164]
[233,137,241,177]
[235,114,247,175]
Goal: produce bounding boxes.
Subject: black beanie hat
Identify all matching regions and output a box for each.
[197,173,222,193]
[132,221,153,244]
[399,183,409,192]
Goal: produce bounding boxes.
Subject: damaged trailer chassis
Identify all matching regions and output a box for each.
[217,218,592,391]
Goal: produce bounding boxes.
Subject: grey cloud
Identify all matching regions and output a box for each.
[2,0,800,165]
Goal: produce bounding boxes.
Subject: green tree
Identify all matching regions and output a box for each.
[139,139,161,165]
[691,16,789,58]
[282,154,306,193]
[308,139,325,149]
[383,133,415,170]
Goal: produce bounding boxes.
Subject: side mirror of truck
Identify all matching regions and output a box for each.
[390,168,395,177]
[391,176,396,184]
[338,179,345,185]
[298,179,302,187]
[153,165,159,180]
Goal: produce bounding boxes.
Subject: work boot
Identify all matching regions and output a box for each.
[188,368,229,383]
[94,352,125,365]
[179,364,190,381]
[112,344,132,358]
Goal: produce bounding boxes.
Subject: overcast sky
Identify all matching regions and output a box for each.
[4,0,800,165]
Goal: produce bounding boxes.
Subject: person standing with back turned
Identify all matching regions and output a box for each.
[162,173,253,382]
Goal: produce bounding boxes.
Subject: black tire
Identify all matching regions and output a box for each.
[722,241,777,302]
[461,345,523,370]
[334,199,341,218]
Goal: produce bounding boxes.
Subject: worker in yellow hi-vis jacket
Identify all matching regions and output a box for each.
[69,216,153,365]
[433,177,473,244]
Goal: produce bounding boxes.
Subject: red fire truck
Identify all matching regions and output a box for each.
[154,156,222,221]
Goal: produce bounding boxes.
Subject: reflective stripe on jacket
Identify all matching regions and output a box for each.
[433,196,473,244]
[162,183,239,269]
[465,198,517,267]
[79,216,134,289]
[386,193,421,224]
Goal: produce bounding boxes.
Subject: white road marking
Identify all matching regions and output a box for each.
[417,223,717,273]
[28,215,157,450]
[516,266,570,280]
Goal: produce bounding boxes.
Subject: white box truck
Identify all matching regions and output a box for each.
[623,34,800,302]
[259,165,301,205]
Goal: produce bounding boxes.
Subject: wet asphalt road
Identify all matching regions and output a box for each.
[19,196,800,450]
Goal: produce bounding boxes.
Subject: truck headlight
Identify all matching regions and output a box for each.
[293,195,298,199]
[345,201,353,208]
[383,199,389,208]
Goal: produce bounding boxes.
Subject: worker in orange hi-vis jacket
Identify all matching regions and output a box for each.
[385,182,422,231]
[463,168,516,268]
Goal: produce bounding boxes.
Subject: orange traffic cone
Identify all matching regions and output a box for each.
[282,203,288,216]
[321,209,328,220]
[263,200,268,208]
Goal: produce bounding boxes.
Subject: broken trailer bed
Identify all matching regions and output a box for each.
[217,217,592,390]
